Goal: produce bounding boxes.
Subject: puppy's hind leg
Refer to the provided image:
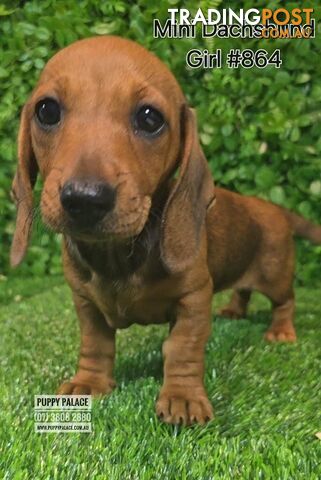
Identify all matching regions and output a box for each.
[218,289,252,319]
[264,292,297,343]
[261,239,297,343]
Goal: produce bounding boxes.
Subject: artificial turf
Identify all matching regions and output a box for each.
[0,276,320,479]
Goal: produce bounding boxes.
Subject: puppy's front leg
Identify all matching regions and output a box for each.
[156,278,213,425]
[58,294,116,396]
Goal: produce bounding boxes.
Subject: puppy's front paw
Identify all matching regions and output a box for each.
[156,386,214,426]
[57,375,116,397]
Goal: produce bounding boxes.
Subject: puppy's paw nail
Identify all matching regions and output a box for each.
[156,392,214,426]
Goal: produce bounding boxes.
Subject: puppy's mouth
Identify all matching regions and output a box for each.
[42,194,152,242]
[69,196,151,241]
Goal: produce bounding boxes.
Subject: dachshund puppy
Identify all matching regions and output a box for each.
[11,36,321,425]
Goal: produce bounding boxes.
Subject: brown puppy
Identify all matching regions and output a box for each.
[11,36,321,425]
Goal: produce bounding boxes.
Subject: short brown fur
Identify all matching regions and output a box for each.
[11,37,321,425]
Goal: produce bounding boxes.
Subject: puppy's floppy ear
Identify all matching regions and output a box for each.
[10,103,38,267]
[160,106,215,273]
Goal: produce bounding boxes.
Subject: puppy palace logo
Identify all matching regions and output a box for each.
[34,395,92,433]
[153,8,315,69]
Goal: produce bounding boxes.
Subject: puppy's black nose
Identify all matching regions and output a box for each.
[60,180,116,224]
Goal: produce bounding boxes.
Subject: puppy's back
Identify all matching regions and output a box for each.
[206,188,291,291]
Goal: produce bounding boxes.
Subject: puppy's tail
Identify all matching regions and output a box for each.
[283,209,321,244]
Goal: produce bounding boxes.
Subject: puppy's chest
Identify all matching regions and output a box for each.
[86,272,176,328]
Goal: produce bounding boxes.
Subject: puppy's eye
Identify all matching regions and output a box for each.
[134,105,165,135]
[35,98,61,127]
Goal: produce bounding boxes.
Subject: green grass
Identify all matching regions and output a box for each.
[0,276,320,479]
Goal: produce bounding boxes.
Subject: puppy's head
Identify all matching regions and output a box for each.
[11,36,214,273]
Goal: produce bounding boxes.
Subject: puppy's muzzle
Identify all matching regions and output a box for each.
[60,180,116,226]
